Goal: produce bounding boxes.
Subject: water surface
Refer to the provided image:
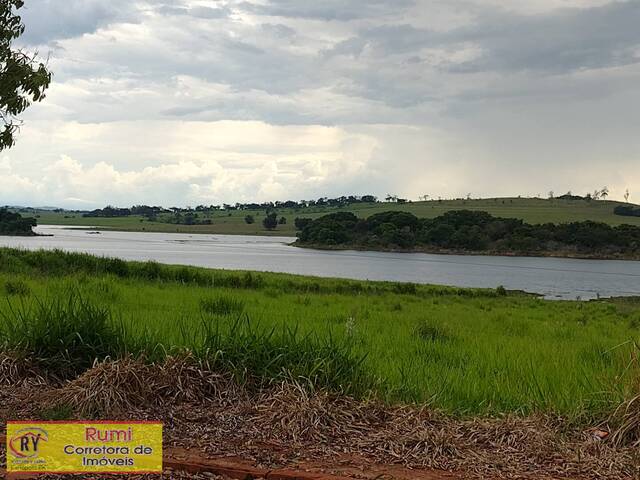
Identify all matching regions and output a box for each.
[1,225,639,300]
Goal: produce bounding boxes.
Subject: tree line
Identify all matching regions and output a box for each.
[614,205,640,218]
[82,195,380,219]
[0,208,36,235]
[296,210,640,257]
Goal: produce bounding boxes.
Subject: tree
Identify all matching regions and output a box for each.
[262,212,278,230]
[183,212,196,225]
[0,207,36,235]
[294,217,312,230]
[278,216,287,225]
[0,1,52,150]
[624,189,630,203]
[244,215,255,224]
[600,186,609,200]
[548,191,554,199]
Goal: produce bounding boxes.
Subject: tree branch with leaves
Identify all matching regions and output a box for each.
[0,0,51,150]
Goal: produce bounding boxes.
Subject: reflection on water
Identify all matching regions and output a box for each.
[0,225,639,300]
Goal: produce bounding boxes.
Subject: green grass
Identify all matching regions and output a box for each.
[1,248,639,421]
[30,197,640,236]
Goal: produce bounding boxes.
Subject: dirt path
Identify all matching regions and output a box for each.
[0,435,594,480]
[0,437,463,480]
[165,447,462,479]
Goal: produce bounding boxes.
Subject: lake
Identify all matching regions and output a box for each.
[1,225,639,300]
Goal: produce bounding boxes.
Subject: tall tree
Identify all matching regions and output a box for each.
[0,0,51,150]
[262,212,278,230]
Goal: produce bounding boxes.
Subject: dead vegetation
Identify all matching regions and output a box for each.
[1,355,638,479]
[45,355,244,417]
[247,385,640,479]
[0,351,46,386]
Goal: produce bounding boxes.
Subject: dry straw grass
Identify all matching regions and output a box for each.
[0,351,47,386]
[46,355,242,416]
[249,384,638,479]
[3,356,639,479]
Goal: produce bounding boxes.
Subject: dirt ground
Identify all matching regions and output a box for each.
[1,357,638,480]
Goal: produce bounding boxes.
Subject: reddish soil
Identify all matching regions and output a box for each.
[0,437,462,480]
[0,426,600,480]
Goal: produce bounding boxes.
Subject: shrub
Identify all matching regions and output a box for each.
[4,279,30,296]
[414,321,451,342]
[263,213,278,230]
[393,283,417,295]
[200,296,245,316]
[614,205,640,217]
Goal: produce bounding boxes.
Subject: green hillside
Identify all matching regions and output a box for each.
[27,197,640,236]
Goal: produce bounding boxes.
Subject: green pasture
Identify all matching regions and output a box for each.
[1,248,639,421]
[31,197,640,236]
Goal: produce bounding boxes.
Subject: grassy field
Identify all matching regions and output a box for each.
[31,197,640,236]
[1,248,639,421]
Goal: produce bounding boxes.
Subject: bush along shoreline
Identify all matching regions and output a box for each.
[0,208,37,236]
[296,210,640,260]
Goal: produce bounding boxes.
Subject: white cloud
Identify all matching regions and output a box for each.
[3,0,639,207]
[3,121,382,207]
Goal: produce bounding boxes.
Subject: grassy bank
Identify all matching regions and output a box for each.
[1,248,639,421]
[31,197,640,236]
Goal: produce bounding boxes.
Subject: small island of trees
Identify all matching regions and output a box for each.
[0,208,37,236]
[297,210,640,259]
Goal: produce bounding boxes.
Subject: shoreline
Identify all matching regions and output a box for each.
[28,225,640,262]
[0,232,38,237]
[294,241,640,262]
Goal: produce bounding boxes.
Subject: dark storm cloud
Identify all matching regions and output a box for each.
[349,1,640,74]
[450,0,640,73]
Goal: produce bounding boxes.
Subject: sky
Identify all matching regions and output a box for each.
[2,0,639,208]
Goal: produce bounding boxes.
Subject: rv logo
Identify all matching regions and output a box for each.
[9,427,49,459]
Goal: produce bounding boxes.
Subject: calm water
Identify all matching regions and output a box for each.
[1,225,639,300]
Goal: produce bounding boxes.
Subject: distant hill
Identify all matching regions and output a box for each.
[22,197,640,236]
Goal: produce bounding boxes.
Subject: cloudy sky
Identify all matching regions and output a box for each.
[2,0,639,208]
